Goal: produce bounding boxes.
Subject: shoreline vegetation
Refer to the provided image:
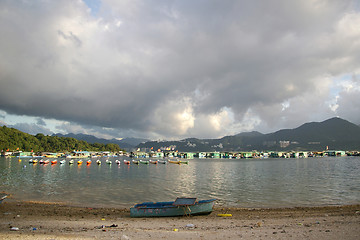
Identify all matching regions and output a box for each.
[0,199,359,239]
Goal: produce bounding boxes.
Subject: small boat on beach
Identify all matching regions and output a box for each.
[130,197,216,218]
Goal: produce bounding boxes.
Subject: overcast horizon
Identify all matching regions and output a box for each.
[1,0,360,141]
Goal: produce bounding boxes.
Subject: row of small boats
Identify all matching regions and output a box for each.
[130,160,188,165]
[28,159,67,164]
[28,159,189,165]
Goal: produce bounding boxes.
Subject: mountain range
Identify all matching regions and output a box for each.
[137,117,360,152]
[5,117,358,152]
[52,118,360,152]
[53,133,148,150]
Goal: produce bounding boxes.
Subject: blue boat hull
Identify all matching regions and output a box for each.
[130,199,216,217]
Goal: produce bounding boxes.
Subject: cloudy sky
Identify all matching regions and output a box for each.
[1,0,360,140]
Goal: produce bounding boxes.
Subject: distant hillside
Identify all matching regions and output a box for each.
[137,117,360,151]
[121,137,148,147]
[53,133,147,150]
[235,131,264,137]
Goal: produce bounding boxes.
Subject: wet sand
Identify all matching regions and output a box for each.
[0,200,359,239]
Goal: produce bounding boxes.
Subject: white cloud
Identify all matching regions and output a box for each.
[149,97,195,138]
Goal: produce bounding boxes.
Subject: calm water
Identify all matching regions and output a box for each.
[0,156,359,208]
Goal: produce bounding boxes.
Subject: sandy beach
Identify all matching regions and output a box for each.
[0,199,359,240]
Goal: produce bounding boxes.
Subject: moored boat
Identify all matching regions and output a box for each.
[157,160,167,164]
[140,160,149,164]
[77,160,83,165]
[149,160,158,164]
[124,160,131,165]
[59,160,66,164]
[132,160,139,165]
[51,160,58,165]
[69,159,74,164]
[29,159,38,164]
[130,198,216,218]
[86,160,92,165]
[96,160,101,165]
[168,160,180,164]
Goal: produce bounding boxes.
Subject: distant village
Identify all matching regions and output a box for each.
[1,148,360,159]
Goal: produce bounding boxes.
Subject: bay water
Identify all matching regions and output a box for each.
[1,156,359,208]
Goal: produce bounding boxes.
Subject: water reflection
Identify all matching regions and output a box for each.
[0,156,359,208]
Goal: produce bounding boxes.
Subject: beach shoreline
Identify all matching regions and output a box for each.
[0,199,359,239]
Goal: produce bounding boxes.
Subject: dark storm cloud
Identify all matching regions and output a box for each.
[0,0,359,139]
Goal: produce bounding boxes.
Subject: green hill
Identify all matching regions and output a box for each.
[0,126,122,153]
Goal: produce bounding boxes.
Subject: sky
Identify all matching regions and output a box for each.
[0,0,360,141]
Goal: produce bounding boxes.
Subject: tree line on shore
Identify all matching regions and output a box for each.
[0,126,122,153]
